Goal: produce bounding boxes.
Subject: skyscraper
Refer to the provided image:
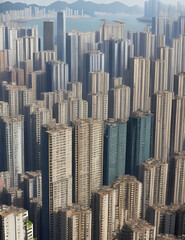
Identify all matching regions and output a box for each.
[110,38,124,78]
[58,205,92,240]
[168,152,185,204]
[43,21,54,51]
[151,91,173,162]
[129,57,150,113]
[126,111,151,177]
[18,171,42,209]
[72,119,104,206]
[139,159,168,218]
[0,115,24,187]
[46,61,69,91]
[104,119,127,185]
[99,20,125,42]
[108,85,130,122]
[33,50,55,71]
[66,31,78,82]
[146,204,179,236]
[88,93,108,121]
[83,51,104,99]
[174,72,185,97]
[111,175,142,226]
[41,124,72,240]
[57,11,66,62]
[25,105,52,170]
[170,97,185,154]
[91,186,117,240]
[88,71,109,96]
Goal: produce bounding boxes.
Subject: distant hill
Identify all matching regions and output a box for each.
[0,1,42,13]
[0,0,143,16]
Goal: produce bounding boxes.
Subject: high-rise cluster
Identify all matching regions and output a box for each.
[0,5,185,240]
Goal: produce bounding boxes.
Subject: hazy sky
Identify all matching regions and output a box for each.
[1,0,184,7]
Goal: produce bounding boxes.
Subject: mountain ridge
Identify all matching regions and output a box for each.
[0,0,143,15]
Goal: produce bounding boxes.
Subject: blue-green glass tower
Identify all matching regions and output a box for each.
[126,111,151,177]
[103,119,127,185]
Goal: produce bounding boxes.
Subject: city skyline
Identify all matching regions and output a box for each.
[0,0,184,7]
[0,0,185,239]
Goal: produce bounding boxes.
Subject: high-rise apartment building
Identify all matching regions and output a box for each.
[18,171,42,209]
[72,119,104,206]
[33,50,55,71]
[28,71,46,100]
[0,101,9,117]
[29,198,42,240]
[150,59,168,95]
[129,57,150,112]
[43,21,54,51]
[171,97,185,154]
[139,159,168,218]
[78,31,96,88]
[146,204,179,236]
[104,119,127,185]
[83,51,104,98]
[168,152,185,204]
[91,186,117,240]
[58,204,92,240]
[54,98,88,125]
[25,105,52,170]
[111,175,142,226]
[57,11,66,62]
[116,219,156,240]
[46,61,69,91]
[67,82,82,99]
[0,205,33,240]
[0,171,11,190]
[174,73,185,97]
[99,20,125,42]
[108,85,130,122]
[0,115,24,187]
[88,71,109,95]
[151,91,173,162]
[110,38,124,78]
[126,111,151,177]
[88,93,108,121]
[41,124,72,240]
[66,30,78,82]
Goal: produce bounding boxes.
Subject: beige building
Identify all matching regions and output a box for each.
[139,159,168,218]
[129,57,150,113]
[111,175,142,228]
[171,97,185,154]
[88,93,108,121]
[152,91,173,162]
[42,124,73,240]
[108,85,130,122]
[58,204,92,240]
[88,71,109,95]
[72,119,104,206]
[91,186,117,240]
[168,152,185,204]
[117,219,156,240]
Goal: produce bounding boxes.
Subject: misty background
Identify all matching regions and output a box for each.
[0,0,184,7]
